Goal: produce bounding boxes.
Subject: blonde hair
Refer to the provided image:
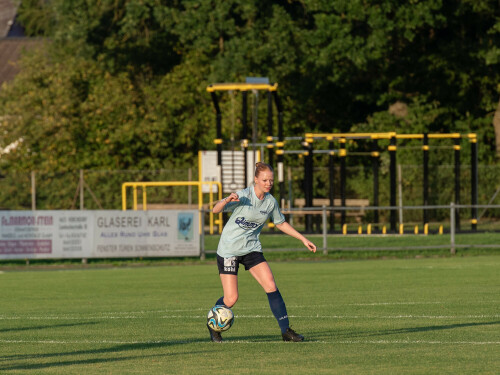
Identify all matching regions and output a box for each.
[254,162,273,177]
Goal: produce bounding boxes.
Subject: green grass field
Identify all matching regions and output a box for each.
[1,256,499,374]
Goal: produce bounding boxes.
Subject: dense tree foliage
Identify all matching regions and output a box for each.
[1,0,499,209]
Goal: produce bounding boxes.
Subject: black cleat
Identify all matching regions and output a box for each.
[282,328,304,342]
[207,324,223,343]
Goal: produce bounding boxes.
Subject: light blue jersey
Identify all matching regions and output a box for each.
[217,186,286,257]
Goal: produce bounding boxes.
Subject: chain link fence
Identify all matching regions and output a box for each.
[0,165,498,229]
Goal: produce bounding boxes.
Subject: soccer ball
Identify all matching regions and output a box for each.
[207,305,234,332]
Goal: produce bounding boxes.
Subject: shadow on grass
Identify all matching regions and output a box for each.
[219,333,283,342]
[0,332,291,371]
[0,321,98,334]
[0,340,210,371]
[378,320,500,336]
[309,320,500,340]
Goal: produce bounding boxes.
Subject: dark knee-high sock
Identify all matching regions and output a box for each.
[267,290,289,334]
[215,296,227,307]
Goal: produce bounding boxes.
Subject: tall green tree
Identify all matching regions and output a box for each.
[1,0,498,209]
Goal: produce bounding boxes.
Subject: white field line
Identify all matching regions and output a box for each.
[1,314,499,320]
[349,302,444,306]
[0,339,498,345]
[2,301,496,319]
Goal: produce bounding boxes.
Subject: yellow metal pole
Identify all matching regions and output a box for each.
[133,185,138,211]
[122,183,128,210]
[209,182,214,235]
[142,185,147,211]
[198,181,203,235]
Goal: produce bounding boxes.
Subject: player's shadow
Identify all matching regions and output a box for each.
[0,321,98,333]
[0,340,209,371]
[223,333,286,342]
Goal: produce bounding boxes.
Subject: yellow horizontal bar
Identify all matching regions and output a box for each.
[396,134,424,139]
[123,181,222,188]
[428,133,461,139]
[306,132,396,139]
[395,133,461,139]
[307,132,465,140]
[207,83,278,92]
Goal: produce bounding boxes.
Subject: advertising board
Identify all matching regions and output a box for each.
[0,210,199,259]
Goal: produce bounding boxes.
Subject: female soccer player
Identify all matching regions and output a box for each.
[208,162,317,342]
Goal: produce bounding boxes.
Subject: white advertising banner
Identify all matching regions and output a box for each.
[93,210,199,258]
[0,210,199,260]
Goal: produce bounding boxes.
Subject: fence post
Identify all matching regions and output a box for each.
[31,171,36,211]
[322,205,327,255]
[450,202,456,254]
[397,164,403,226]
[80,169,87,264]
[79,169,84,210]
[200,209,206,261]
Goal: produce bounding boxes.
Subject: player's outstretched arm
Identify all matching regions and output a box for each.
[275,221,317,253]
[212,192,239,214]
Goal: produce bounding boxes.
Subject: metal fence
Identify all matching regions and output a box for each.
[200,203,500,258]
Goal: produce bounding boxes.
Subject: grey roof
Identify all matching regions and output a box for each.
[0,37,43,87]
[0,0,19,38]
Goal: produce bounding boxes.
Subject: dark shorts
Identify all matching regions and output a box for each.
[217,252,267,275]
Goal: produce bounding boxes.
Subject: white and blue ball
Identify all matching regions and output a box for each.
[207,305,234,332]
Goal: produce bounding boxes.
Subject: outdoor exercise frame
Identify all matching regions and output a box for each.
[206,82,286,203]
[299,132,478,233]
